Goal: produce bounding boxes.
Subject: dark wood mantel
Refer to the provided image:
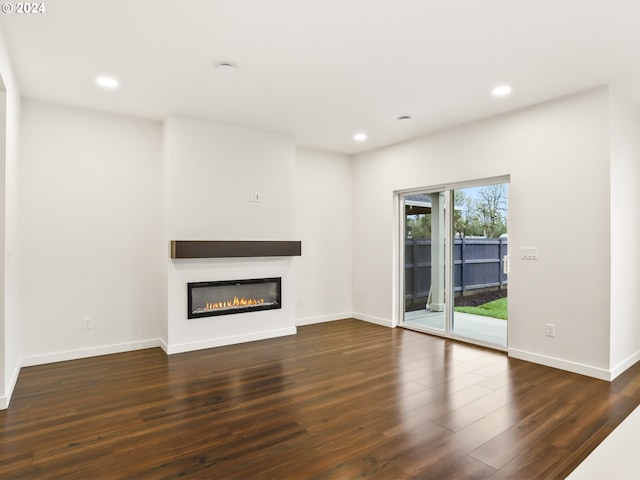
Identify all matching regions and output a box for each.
[170,240,302,259]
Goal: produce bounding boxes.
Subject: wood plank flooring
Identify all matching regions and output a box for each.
[2,319,640,479]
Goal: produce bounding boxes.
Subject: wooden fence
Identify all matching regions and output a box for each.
[405,237,508,309]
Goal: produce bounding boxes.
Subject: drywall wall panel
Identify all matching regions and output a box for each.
[19,100,164,360]
[294,147,352,325]
[609,88,640,376]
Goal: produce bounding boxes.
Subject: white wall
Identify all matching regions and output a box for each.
[164,115,297,352]
[352,88,614,378]
[0,26,20,409]
[19,100,165,365]
[0,77,6,406]
[165,115,295,241]
[294,147,352,325]
[609,88,640,375]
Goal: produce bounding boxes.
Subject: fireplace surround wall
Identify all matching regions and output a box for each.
[167,240,300,354]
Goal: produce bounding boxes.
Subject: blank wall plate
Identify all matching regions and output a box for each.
[545,323,555,337]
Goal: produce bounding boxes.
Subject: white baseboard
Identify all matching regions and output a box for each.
[158,338,169,354]
[165,327,297,354]
[5,362,20,405]
[20,339,164,368]
[6,331,297,407]
[2,340,162,410]
[0,362,19,410]
[352,312,393,328]
[509,347,612,381]
[610,350,640,381]
[296,313,352,326]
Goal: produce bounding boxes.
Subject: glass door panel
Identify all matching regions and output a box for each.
[451,184,508,347]
[402,191,447,333]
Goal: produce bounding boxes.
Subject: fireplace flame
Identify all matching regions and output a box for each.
[205,296,265,311]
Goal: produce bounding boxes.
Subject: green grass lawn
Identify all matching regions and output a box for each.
[454,297,507,320]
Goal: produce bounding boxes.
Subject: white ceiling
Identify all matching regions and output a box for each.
[1,0,640,154]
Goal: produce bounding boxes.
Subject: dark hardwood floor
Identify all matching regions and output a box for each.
[2,319,639,479]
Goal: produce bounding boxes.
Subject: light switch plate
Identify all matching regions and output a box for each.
[522,247,539,260]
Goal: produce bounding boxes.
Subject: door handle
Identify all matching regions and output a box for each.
[503,255,511,274]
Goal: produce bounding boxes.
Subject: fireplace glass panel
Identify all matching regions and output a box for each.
[188,277,281,319]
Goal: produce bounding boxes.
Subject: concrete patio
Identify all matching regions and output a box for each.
[403,309,507,347]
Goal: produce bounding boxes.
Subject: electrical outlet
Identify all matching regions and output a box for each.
[82,317,92,330]
[545,323,555,337]
[298,296,305,306]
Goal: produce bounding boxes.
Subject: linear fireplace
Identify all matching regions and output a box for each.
[187,277,281,319]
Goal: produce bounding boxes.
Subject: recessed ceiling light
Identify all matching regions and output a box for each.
[491,85,512,97]
[216,63,237,74]
[353,133,367,142]
[398,115,412,122]
[96,76,119,89]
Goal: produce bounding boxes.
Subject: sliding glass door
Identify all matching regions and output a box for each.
[400,181,509,349]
